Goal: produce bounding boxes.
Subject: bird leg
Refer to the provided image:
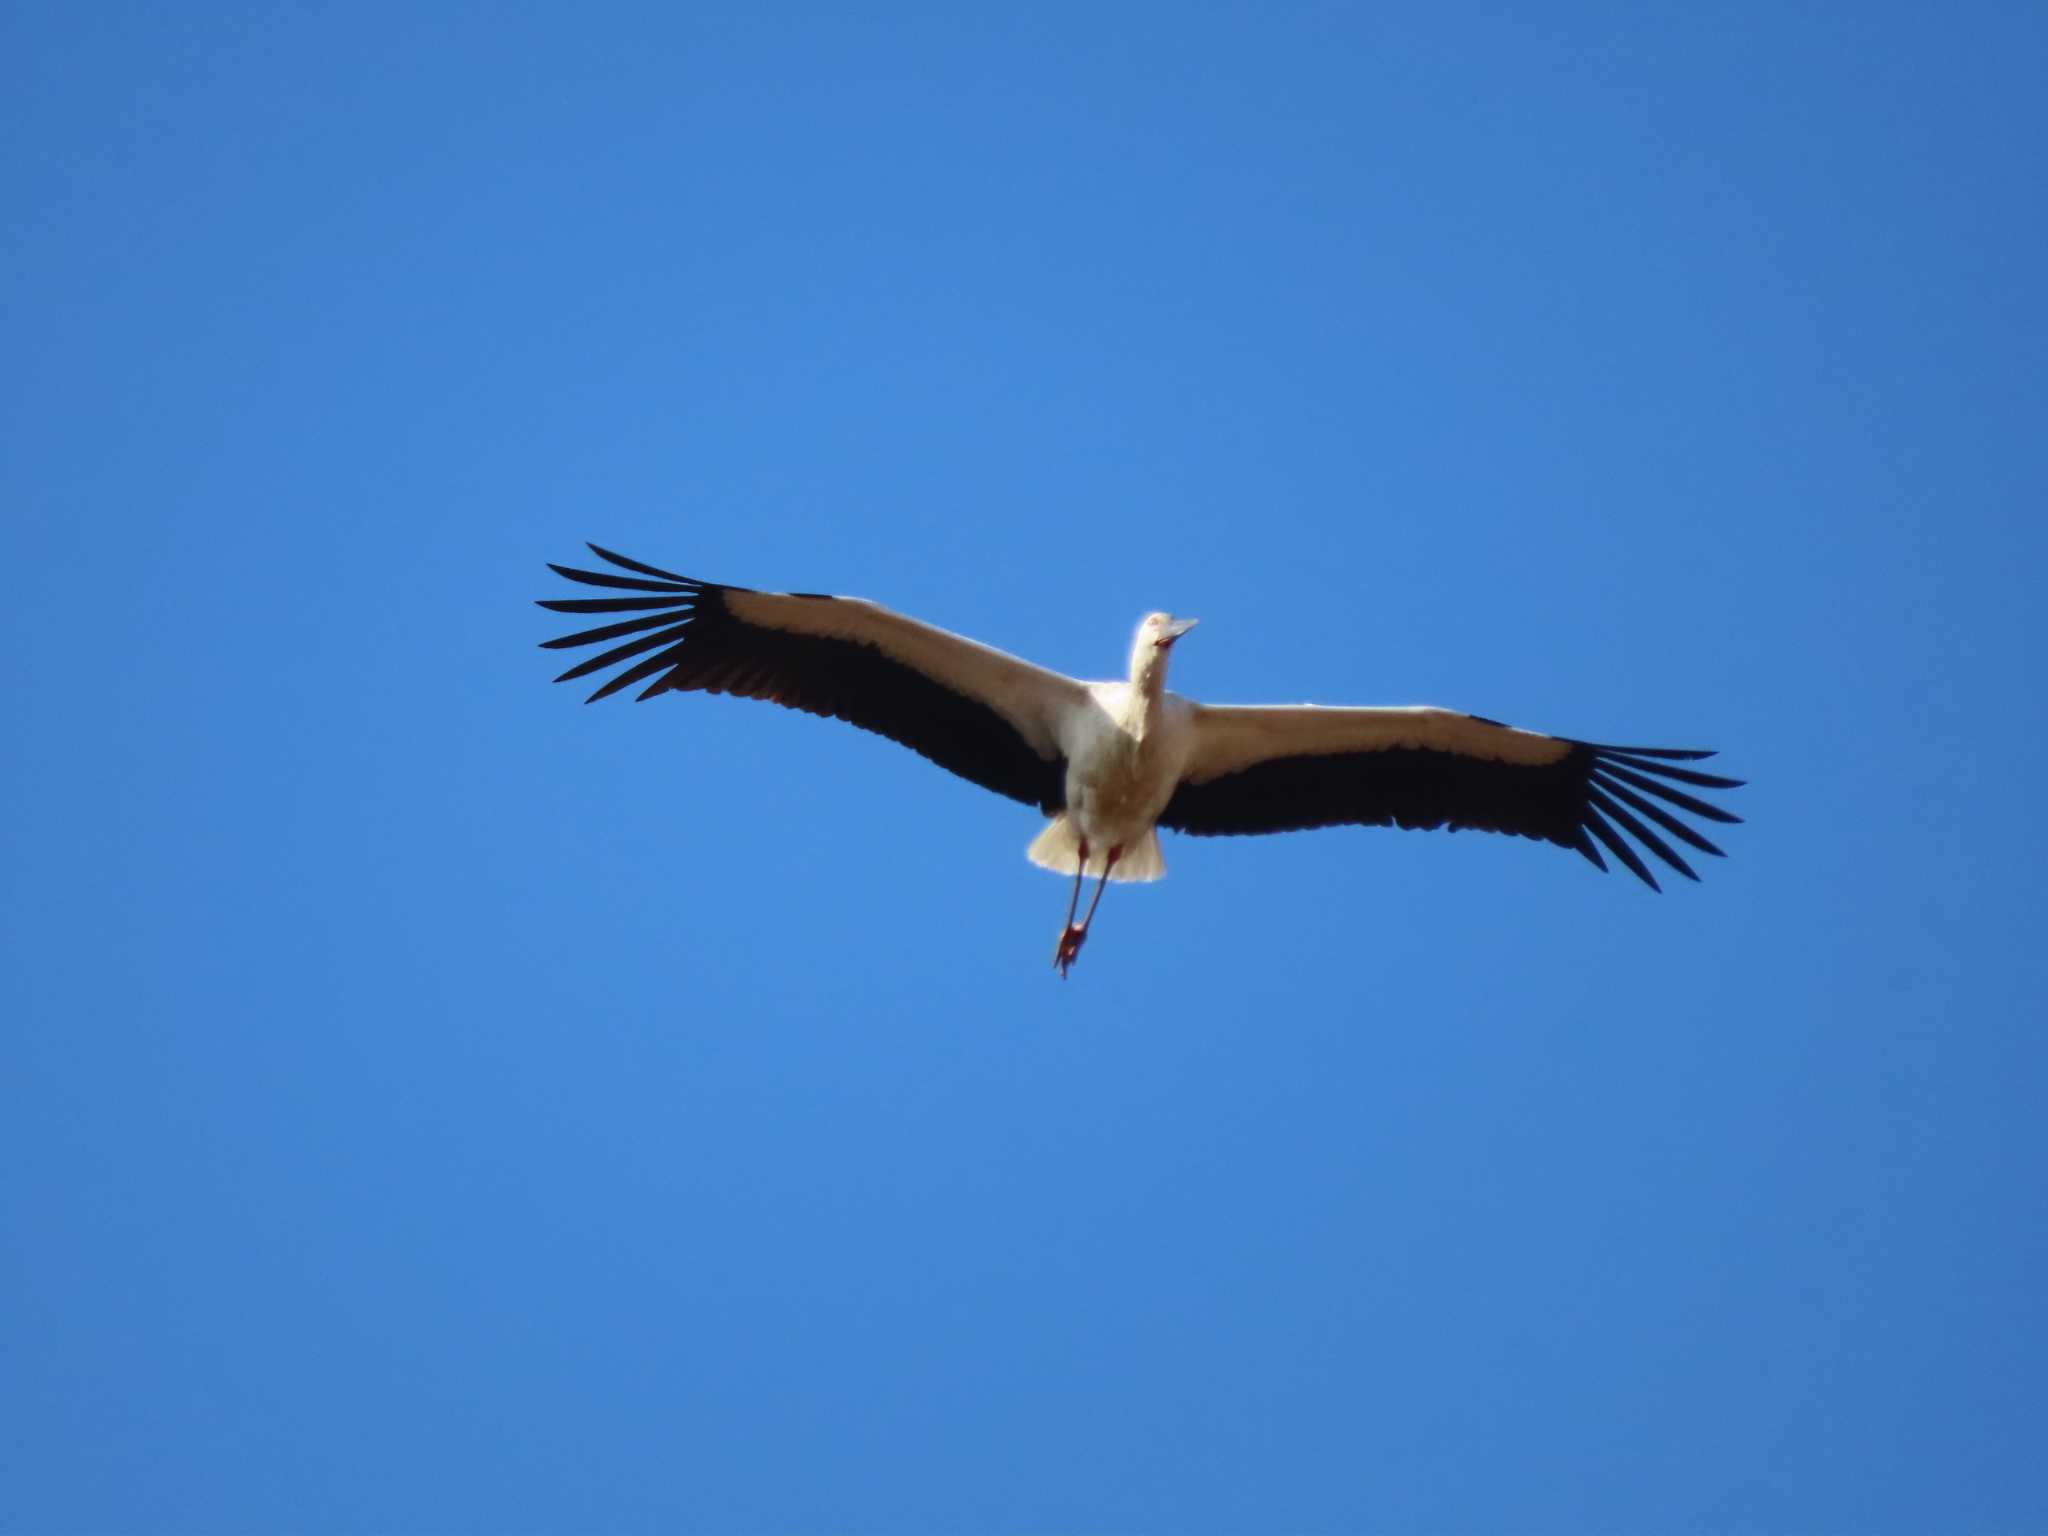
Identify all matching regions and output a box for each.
[1061,840,1088,932]
[1080,845,1120,929]
[1053,838,1088,977]
[1053,843,1120,979]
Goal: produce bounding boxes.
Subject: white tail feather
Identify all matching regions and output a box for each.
[1026,817,1166,883]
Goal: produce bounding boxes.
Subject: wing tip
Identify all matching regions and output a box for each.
[585,542,697,584]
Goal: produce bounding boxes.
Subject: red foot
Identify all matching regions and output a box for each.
[1052,924,1088,978]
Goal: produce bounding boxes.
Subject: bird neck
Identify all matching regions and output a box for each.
[1125,648,1169,728]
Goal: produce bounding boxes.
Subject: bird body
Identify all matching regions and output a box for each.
[538,546,1742,975]
[1031,617,1200,883]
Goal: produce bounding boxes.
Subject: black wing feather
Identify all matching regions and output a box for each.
[537,547,1064,813]
[1589,770,1727,858]
[1159,736,1743,891]
[1586,783,1697,882]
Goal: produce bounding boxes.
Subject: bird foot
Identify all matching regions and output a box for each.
[1052,925,1088,978]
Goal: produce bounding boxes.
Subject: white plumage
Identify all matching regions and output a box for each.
[539,546,1742,976]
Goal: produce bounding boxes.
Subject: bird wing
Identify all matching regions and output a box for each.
[537,545,1083,812]
[1159,704,1742,890]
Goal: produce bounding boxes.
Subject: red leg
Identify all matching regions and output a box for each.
[1079,845,1121,930]
[1061,839,1088,933]
[1054,844,1120,979]
[1053,838,1090,977]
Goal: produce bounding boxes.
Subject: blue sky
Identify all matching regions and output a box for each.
[4,3,2043,1531]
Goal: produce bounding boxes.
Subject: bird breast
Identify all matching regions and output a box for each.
[1064,687,1193,841]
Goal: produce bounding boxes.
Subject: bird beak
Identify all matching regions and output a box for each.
[1157,616,1198,647]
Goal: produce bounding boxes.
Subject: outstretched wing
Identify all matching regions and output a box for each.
[537,545,1080,813]
[1160,704,1742,890]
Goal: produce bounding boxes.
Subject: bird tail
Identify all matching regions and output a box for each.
[1026,817,1166,883]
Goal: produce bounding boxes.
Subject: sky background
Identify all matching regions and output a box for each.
[4,3,2044,1532]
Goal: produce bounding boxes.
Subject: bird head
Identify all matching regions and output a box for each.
[1141,612,1199,650]
[1130,611,1198,688]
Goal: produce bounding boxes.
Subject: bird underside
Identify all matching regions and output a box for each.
[1026,817,1165,882]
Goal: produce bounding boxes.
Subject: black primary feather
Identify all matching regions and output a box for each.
[1159,737,1744,891]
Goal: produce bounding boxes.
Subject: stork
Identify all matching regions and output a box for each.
[538,546,1742,977]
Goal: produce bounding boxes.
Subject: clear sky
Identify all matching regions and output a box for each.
[4,3,2044,1532]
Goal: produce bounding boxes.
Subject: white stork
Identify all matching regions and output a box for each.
[539,546,1742,977]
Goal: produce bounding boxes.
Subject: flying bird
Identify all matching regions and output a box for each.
[538,546,1742,976]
